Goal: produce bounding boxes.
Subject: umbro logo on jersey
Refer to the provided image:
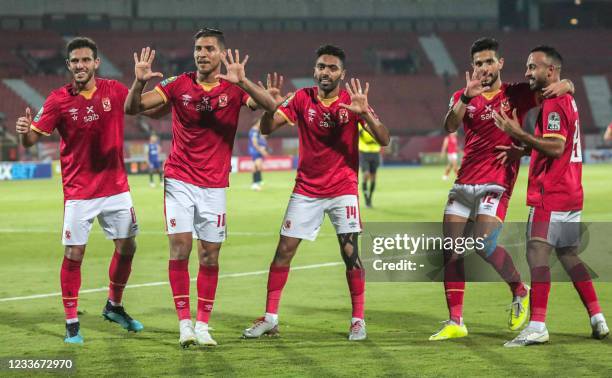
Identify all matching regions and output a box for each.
[181,94,192,107]
[308,109,316,123]
[69,108,79,121]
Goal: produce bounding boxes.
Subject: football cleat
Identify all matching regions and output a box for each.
[179,319,197,349]
[591,319,610,340]
[102,300,144,332]
[348,319,367,341]
[64,322,84,344]
[194,322,217,346]
[504,326,549,347]
[429,320,468,341]
[508,285,530,331]
[242,317,279,338]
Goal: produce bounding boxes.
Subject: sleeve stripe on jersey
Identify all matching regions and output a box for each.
[30,125,50,136]
[154,86,168,104]
[276,108,296,126]
[543,133,566,141]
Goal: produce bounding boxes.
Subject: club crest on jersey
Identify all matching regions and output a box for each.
[160,76,177,87]
[501,98,510,113]
[284,220,291,230]
[338,108,349,125]
[547,112,561,131]
[65,230,71,240]
[169,218,176,228]
[218,93,228,108]
[102,97,111,112]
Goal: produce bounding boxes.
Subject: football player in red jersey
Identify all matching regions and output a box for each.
[15,37,144,344]
[430,37,576,341]
[124,28,276,348]
[242,45,389,341]
[440,131,461,181]
[494,46,608,347]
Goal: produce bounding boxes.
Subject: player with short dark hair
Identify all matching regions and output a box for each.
[15,36,143,344]
[495,46,608,346]
[124,27,276,348]
[242,44,390,341]
[431,37,576,341]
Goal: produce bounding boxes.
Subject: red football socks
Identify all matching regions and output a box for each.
[61,256,82,320]
[444,256,465,324]
[196,264,219,323]
[168,259,191,320]
[108,250,134,304]
[529,266,551,322]
[568,263,602,317]
[265,264,290,314]
[346,269,365,319]
[486,246,528,297]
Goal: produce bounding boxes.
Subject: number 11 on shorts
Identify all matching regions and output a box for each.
[216,213,226,227]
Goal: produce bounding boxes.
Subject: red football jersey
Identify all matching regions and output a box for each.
[277,87,364,197]
[447,134,458,154]
[527,94,583,211]
[31,78,129,200]
[155,73,250,188]
[450,83,537,194]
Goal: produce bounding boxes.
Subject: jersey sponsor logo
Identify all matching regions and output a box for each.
[319,112,336,128]
[84,105,99,122]
[196,96,213,112]
[102,97,111,112]
[181,94,192,107]
[338,108,349,125]
[69,108,79,121]
[218,93,228,108]
[547,112,561,131]
[480,104,496,120]
[34,107,44,122]
[160,76,177,87]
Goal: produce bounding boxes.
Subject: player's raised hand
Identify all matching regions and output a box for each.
[542,80,571,98]
[464,70,490,98]
[493,108,521,137]
[133,47,163,83]
[216,49,248,84]
[340,78,370,115]
[16,107,32,134]
[258,72,285,101]
[495,143,525,165]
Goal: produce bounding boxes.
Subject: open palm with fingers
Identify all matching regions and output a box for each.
[133,47,163,82]
[340,78,370,116]
[217,49,248,84]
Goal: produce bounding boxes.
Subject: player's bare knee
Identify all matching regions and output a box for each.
[169,237,192,260]
[115,237,136,256]
[64,245,86,261]
[197,241,221,266]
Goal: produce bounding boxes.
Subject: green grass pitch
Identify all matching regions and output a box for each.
[0,165,610,376]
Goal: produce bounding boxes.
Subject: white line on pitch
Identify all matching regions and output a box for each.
[0,262,343,303]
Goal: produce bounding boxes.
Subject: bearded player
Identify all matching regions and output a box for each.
[15,37,143,344]
[431,37,575,341]
[242,45,390,341]
[124,28,276,348]
[494,46,608,347]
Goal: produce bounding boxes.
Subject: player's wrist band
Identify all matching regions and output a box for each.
[460,93,473,104]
